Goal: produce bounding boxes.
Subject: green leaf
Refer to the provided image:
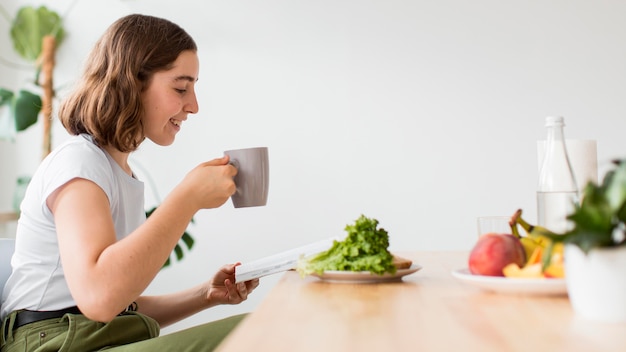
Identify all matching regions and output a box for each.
[10,6,65,62]
[145,206,157,217]
[0,89,41,140]
[181,231,195,250]
[541,241,554,270]
[604,161,626,213]
[14,90,41,131]
[0,88,13,106]
[542,159,626,253]
[174,244,184,261]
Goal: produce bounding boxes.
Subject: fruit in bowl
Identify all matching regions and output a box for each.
[469,233,526,276]
[468,209,565,278]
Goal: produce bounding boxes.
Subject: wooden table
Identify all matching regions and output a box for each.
[216,251,626,352]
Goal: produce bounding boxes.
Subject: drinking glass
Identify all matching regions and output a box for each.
[476,216,511,237]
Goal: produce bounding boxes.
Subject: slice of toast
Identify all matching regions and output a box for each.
[392,254,413,269]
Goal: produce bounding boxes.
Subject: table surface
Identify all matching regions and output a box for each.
[216,251,626,352]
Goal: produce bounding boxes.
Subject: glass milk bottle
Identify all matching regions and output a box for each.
[537,116,579,233]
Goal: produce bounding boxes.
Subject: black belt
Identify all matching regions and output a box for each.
[13,306,82,330]
[10,302,137,332]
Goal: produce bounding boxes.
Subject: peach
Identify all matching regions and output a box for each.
[468,233,526,276]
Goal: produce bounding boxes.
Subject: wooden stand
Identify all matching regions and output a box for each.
[40,35,55,160]
[0,212,18,223]
[0,212,18,238]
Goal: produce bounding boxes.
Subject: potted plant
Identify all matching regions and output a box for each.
[0,4,64,228]
[0,5,64,158]
[539,158,626,322]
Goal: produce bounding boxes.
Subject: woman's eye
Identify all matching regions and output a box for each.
[175,88,186,94]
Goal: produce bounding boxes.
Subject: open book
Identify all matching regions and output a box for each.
[234,237,339,283]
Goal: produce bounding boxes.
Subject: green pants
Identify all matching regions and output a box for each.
[0,310,246,352]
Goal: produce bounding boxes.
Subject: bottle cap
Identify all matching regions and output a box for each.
[545,116,564,127]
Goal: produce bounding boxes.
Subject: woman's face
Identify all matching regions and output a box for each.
[141,50,199,146]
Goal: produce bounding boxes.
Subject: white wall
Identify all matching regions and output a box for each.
[1,0,625,333]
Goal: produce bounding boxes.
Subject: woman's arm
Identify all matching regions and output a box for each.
[49,158,237,322]
[135,264,260,327]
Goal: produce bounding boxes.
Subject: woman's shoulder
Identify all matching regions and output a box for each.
[52,134,107,158]
[32,134,118,200]
[39,134,112,179]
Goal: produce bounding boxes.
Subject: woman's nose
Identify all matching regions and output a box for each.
[186,93,199,114]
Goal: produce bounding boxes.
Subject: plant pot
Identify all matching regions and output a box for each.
[564,244,626,322]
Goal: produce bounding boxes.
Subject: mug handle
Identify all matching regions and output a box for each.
[228,159,242,195]
[228,159,240,170]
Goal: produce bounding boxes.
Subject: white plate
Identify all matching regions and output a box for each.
[311,264,422,283]
[451,268,567,296]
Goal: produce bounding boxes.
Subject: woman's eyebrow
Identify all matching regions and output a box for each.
[174,75,198,82]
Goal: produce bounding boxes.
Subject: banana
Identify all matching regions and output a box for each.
[519,237,541,261]
[508,209,564,278]
[510,209,555,240]
[508,209,543,259]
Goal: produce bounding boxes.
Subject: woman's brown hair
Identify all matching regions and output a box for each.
[58,14,197,152]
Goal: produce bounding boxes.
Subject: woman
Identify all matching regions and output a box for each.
[0,14,259,351]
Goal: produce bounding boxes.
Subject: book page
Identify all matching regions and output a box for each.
[235,237,339,283]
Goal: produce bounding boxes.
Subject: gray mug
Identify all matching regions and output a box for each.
[224,147,270,208]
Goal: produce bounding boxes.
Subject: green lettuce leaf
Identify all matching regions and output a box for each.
[297,215,396,276]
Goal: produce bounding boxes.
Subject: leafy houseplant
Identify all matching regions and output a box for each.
[539,159,626,252]
[0,5,64,157]
[538,159,626,323]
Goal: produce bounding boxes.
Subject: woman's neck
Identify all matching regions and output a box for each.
[103,145,132,176]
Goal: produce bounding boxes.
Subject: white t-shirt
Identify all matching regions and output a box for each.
[1,134,145,319]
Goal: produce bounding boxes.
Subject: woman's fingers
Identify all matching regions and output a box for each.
[236,282,248,300]
[222,275,258,304]
[246,279,260,293]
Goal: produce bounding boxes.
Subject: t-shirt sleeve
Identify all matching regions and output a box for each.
[38,141,115,208]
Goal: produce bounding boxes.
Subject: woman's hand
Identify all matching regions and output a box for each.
[174,155,238,210]
[206,263,260,305]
